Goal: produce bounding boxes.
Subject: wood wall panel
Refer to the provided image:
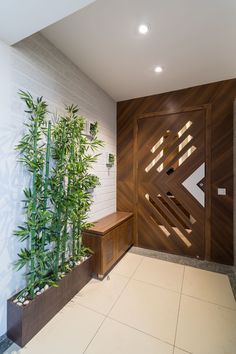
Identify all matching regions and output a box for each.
[117,79,236,265]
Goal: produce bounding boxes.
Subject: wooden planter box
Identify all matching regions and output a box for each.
[83,212,134,278]
[7,255,93,347]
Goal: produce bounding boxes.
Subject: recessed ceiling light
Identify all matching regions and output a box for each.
[154,66,163,73]
[138,24,149,34]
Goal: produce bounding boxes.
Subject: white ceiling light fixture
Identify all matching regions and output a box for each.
[42,0,236,101]
[138,24,149,34]
[154,66,163,73]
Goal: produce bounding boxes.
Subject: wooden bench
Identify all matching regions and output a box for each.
[82,212,134,278]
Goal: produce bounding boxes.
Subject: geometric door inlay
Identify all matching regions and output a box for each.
[137,110,206,259]
[197,177,205,192]
[145,121,195,174]
[182,163,205,207]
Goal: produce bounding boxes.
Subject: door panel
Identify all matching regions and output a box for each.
[137,110,206,258]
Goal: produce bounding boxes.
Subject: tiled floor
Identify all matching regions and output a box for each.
[4,252,236,354]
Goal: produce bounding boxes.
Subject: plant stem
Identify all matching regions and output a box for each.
[70,128,77,262]
[30,119,38,297]
[41,120,51,252]
[61,177,70,270]
[77,218,81,256]
[54,124,66,279]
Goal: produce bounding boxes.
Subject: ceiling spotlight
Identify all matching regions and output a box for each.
[154,66,163,73]
[138,24,149,34]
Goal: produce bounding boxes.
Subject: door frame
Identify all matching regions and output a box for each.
[133,104,212,260]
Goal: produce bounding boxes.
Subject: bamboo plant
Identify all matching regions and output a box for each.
[51,105,103,277]
[14,92,103,303]
[15,91,52,298]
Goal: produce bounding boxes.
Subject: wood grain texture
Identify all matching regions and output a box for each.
[137,109,206,258]
[85,211,133,235]
[7,256,93,347]
[83,212,134,275]
[117,79,236,265]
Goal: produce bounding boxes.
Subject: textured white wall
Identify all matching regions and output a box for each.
[0,33,116,336]
[234,100,236,271]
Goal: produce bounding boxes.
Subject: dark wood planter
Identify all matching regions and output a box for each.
[7,255,93,347]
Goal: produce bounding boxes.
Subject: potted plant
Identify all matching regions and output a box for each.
[7,92,104,347]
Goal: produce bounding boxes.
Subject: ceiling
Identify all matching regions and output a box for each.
[41,0,235,101]
[0,0,95,45]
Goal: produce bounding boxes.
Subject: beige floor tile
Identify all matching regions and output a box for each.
[182,266,236,309]
[111,253,144,278]
[176,295,236,354]
[5,303,104,354]
[85,317,173,354]
[133,257,184,292]
[109,279,180,344]
[75,273,129,315]
[174,348,191,354]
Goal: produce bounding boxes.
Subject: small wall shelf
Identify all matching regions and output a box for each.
[82,120,98,139]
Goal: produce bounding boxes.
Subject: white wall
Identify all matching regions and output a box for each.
[0,33,116,336]
[234,100,236,272]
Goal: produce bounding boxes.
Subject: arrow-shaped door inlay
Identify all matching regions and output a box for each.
[182,163,205,207]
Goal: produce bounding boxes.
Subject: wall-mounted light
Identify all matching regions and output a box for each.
[106,153,115,168]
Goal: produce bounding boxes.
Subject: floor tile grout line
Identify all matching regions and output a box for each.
[75,254,236,316]
[180,292,236,311]
[73,301,108,317]
[105,254,180,350]
[131,276,183,295]
[83,254,185,352]
[130,247,236,300]
[106,257,144,317]
[130,255,145,277]
[105,254,183,350]
[106,315,174,348]
[82,256,144,353]
[74,270,131,316]
[174,345,192,354]
[83,315,107,353]
[173,265,185,352]
[110,271,130,278]
[111,255,144,279]
[76,277,130,317]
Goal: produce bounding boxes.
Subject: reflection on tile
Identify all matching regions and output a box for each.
[111,253,143,278]
[133,257,184,292]
[86,318,173,354]
[183,266,236,309]
[75,273,129,315]
[176,295,236,354]
[109,279,180,344]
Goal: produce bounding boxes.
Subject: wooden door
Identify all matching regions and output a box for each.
[137,109,207,258]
